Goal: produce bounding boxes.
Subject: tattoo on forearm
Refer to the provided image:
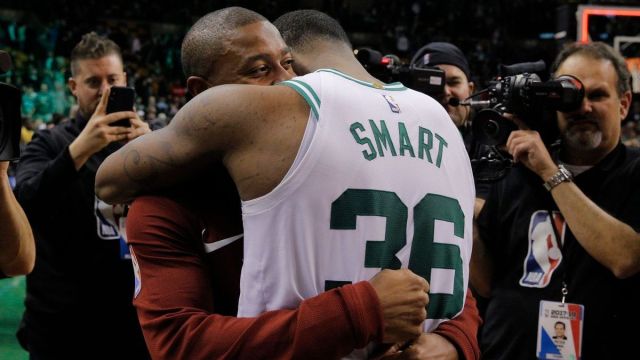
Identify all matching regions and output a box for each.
[122,141,180,190]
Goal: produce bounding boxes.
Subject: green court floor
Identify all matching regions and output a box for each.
[0,276,28,360]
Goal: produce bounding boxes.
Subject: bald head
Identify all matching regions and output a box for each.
[181,7,267,79]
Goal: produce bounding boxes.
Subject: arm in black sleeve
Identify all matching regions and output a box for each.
[14,130,81,210]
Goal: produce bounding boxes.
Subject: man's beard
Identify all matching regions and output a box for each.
[446,106,467,127]
[563,121,602,150]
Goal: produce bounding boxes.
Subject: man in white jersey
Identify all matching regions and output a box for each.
[96,10,475,357]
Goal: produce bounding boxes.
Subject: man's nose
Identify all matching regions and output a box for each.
[443,84,453,97]
[97,81,111,96]
[270,64,294,85]
[577,96,593,114]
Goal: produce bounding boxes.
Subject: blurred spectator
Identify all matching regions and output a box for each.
[20,85,36,118]
[622,121,640,148]
[20,117,34,147]
[33,83,54,123]
[14,32,151,359]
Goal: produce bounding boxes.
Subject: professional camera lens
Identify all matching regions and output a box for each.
[472,108,518,146]
[485,120,499,138]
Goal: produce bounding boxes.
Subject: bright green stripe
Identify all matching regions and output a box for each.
[279,81,319,119]
[289,79,321,107]
[317,68,407,91]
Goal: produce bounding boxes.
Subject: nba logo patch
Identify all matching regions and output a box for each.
[520,211,566,288]
[382,94,401,113]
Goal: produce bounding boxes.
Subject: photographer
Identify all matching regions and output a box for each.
[411,42,497,204]
[411,42,475,141]
[0,160,35,277]
[13,32,151,359]
[473,41,640,359]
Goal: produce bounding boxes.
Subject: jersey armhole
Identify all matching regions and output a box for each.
[278,80,320,120]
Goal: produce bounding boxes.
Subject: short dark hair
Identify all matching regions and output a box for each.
[551,41,631,96]
[70,32,122,76]
[554,321,565,329]
[181,7,267,79]
[274,9,351,52]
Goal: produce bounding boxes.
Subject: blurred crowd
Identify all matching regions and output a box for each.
[1,0,639,146]
[2,3,640,360]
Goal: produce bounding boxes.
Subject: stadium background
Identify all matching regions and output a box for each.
[1,1,639,358]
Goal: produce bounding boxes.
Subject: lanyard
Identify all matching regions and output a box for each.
[546,208,568,303]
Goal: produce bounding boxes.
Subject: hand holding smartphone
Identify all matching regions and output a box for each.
[106,86,136,127]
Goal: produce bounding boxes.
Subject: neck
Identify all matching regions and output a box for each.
[560,145,613,166]
[300,41,382,84]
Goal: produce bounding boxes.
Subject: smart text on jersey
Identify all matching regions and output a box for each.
[349,119,448,167]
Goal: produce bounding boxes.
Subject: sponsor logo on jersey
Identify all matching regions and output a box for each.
[382,94,401,113]
[520,210,566,288]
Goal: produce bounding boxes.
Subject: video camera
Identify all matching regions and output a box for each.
[464,60,585,145]
[355,47,445,97]
[0,50,21,161]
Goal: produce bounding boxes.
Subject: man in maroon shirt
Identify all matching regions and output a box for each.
[123,7,481,359]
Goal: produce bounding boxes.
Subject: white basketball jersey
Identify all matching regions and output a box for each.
[239,69,475,341]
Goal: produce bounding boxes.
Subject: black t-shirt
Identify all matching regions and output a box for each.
[478,143,640,360]
[14,116,149,358]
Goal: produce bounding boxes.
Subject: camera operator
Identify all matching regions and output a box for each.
[0,160,35,277]
[13,32,151,359]
[411,42,475,137]
[473,41,640,359]
[411,43,496,203]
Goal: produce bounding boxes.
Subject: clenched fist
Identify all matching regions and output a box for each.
[370,269,429,344]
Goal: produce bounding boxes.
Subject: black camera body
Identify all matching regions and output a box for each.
[0,51,21,161]
[471,61,585,145]
[355,48,445,97]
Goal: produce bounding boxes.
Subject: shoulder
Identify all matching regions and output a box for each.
[604,145,640,183]
[130,194,196,218]
[126,194,211,248]
[21,128,61,157]
[30,123,76,148]
[623,145,640,170]
[183,84,306,130]
[128,195,198,231]
[200,83,302,108]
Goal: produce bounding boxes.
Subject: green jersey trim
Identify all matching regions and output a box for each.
[317,68,407,91]
[279,80,320,120]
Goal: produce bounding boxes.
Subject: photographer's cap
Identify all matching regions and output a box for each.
[411,42,471,81]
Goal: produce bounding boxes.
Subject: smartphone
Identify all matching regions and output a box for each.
[106,86,135,127]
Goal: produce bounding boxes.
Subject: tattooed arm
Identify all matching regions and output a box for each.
[96,84,254,204]
[95,83,307,204]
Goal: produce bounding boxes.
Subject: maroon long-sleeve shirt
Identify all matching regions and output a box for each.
[127,192,480,359]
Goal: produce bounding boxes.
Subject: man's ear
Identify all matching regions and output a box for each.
[619,90,632,121]
[468,81,475,95]
[186,76,210,96]
[68,77,78,97]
